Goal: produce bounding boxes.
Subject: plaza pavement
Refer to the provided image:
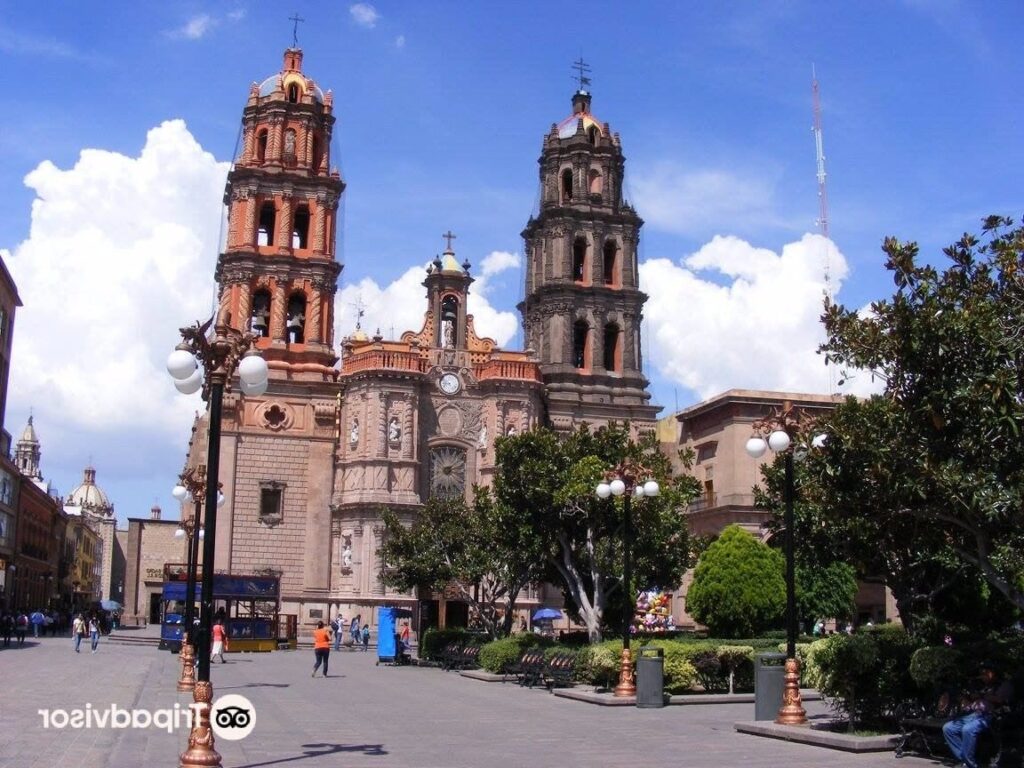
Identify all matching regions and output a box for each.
[0,633,945,768]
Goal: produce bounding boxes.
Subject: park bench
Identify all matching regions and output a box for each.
[516,649,546,688]
[455,644,482,670]
[542,650,577,690]
[440,642,464,671]
[895,692,1024,765]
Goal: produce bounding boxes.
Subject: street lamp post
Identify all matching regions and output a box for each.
[595,461,660,698]
[745,403,826,726]
[173,465,209,693]
[167,319,267,768]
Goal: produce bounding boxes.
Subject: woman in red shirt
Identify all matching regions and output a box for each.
[311,621,331,677]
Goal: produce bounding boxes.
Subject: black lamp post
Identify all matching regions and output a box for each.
[173,465,208,692]
[167,319,267,768]
[595,460,659,699]
[746,403,826,726]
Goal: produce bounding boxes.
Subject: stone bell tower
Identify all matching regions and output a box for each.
[214,47,344,382]
[519,82,659,431]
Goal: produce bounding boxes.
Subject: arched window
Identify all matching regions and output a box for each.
[588,126,599,145]
[561,168,573,202]
[572,237,587,282]
[603,240,618,285]
[287,83,299,103]
[440,295,459,348]
[256,130,268,164]
[589,169,602,197]
[292,205,310,249]
[286,293,307,344]
[251,289,271,337]
[311,135,322,172]
[603,323,620,372]
[258,202,276,247]
[573,321,590,370]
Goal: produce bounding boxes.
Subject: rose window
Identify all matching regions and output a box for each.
[430,446,467,498]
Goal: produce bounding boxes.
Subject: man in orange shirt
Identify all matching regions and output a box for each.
[211,619,228,663]
[311,620,332,677]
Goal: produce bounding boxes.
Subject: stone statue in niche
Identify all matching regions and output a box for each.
[350,418,359,446]
[388,416,401,443]
[341,537,353,568]
[478,423,487,450]
[443,319,455,348]
[506,423,517,437]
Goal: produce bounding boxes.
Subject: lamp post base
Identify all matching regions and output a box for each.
[177,635,196,692]
[180,681,221,768]
[775,657,808,725]
[612,647,636,698]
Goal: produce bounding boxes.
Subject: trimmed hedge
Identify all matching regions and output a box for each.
[477,634,554,674]
[420,628,474,661]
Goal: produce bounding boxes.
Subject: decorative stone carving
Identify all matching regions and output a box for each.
[259,402,294,431]
[437,407,462,437]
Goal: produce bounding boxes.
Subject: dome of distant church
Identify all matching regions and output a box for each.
[66,466,114,515]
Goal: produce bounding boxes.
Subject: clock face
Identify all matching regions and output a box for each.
[438,373,460,395]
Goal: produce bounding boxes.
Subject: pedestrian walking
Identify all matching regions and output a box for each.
[15,612,28,645]
[72,614,86,653]
[311,621,331,677]
[1,612,12,646]
[349,614,360,647]
[210,619,228,663]
[332,615,343,652]
[30,610,44,638]
[361,623,370,652]
[88,615,100,653]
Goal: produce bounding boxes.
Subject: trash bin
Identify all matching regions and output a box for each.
[636,645,665,708]
[755,652,786,720]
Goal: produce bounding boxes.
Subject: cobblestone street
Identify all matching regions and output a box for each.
[0,634,940,768]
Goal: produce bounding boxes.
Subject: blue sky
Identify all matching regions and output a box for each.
[1,1,1022,524]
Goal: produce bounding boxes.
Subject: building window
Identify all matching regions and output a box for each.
[258,481,285,527]
[429,447,467,499]
[561,168,573,202]
[292,205,310,249]
[603,324,620,372]
[0,469,13,506]
[258,203,276,247]
[573,321,590,370]
[572,237,587,281]
[603,240,618,285]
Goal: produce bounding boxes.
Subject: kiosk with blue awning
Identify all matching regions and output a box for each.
[376,606,413,665]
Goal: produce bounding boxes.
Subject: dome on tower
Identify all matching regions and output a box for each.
[65,466,114,517]
[556,89,605,139]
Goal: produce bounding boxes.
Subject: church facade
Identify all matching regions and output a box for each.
[183,48,660,629]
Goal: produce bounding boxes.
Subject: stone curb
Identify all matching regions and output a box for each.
[734,720,900,752]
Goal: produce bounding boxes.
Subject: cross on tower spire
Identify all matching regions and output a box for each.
[572,57,592,91]
[289,12,305,48]
[442,230,457,253]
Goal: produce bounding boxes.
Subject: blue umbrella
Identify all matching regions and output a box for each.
[99,600,121,611]
[532,608,562,621]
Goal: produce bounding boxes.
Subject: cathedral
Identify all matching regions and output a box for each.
[182,47,660,629]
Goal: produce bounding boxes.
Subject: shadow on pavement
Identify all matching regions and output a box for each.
[235,742,388,767]
[217,682,292,690]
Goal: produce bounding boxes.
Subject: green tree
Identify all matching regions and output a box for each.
[796,562,857,631]
[815,217,1024,615]
[492,425,699,643]
[686,525,785,637]
[379,492,544,638]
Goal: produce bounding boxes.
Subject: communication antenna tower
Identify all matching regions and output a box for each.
[812,64,832,303]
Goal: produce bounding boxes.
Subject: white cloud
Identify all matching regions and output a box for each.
[641,233,877,398]
[350,4,380,28]
[165,14,215,40]
[227,9,247,22]
[395,34,406,49]
[630,163,785,237]
[4,120,229,454]
[336,252,520,348]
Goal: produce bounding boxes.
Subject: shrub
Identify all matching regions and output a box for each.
[478,638,522,674]
[690,649,726,692]
[576,641,621,688]
[686,525,785,638]
[812,626,922,728]
[909,646,964,694]
[420,628,472,661]
[637,640,697,694]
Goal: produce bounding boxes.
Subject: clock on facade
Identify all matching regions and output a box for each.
[438,373,461,395]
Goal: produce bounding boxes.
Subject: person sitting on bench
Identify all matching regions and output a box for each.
[943,659,1014,768]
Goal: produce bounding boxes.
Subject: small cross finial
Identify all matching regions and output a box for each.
[442,230,457,252]
[572,57,592,91]
[289,12,305,48]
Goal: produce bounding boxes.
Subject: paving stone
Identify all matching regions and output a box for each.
[0,634,932,767]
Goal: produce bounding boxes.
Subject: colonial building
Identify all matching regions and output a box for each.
[0,255,21,609]
[659,389,894,626]
[123,505,182,625]
[180,47,661,631]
